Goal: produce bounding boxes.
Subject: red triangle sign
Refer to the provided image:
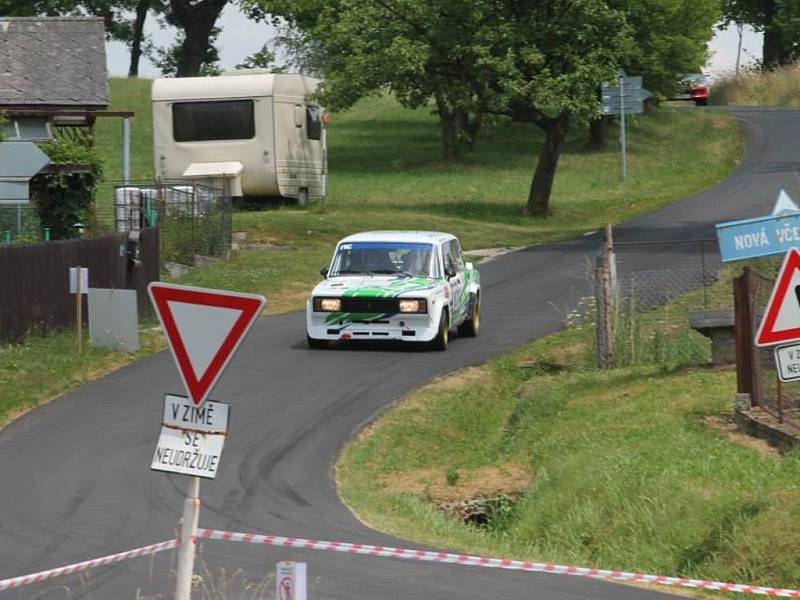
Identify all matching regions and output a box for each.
[756,248,800,347]
[148,282,267,406]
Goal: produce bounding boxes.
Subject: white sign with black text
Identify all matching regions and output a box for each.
[69,267,88,294]
[774,342,800,382]
[151,394,229,479]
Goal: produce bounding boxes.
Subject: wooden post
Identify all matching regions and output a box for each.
[595,254,614,369]
[733,269,751,396]
[596,256,608,369]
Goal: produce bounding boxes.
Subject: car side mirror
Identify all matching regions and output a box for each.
[320,266,329,278]
[445,267,456,280]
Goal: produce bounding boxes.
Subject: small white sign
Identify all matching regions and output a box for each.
[775,343,800,382]
[151,394,229,479]
[276,562,306,600]
[69,267,89,294]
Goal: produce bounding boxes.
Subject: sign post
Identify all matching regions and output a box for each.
[601,70,651,182]
[69,267,88,353]
[148,283,266,600]
[176,476,201,600]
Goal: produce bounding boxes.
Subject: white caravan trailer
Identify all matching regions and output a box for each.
[151,71,326,205]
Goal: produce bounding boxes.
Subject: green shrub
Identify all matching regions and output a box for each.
[31,140,103,239]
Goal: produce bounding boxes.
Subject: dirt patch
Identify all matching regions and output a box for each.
[704,415,780,459]
[382,462,531,505]
[424,366,488,392]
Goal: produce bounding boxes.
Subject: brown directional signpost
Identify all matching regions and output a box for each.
[148,282,266,600]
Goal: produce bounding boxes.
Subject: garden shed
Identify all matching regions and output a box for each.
[0,16,109,144]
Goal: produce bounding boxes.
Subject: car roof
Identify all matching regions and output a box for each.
[338,231,456,245]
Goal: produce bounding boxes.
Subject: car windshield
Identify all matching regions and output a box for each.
[682,74,707,87]
[329,242,437,278]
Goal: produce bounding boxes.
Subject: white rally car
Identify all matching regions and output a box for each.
[306,231,481,350]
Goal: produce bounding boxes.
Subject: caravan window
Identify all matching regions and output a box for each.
[306,105,322,141]
[172,100,255,142]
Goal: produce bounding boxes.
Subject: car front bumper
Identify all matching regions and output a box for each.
[306,305,440,342]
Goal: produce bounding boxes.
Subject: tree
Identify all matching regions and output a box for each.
[234,43,284,71]
[162,0,229,76]
[473,1,632,215]
[251,0,495,158]
[588,0,720,149]
[723,0,800,68]
[250,0,631,215]
[149,27,223,76]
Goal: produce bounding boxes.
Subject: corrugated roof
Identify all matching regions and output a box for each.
[0,17,108,108]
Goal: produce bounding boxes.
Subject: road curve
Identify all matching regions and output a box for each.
[1,108,798,599]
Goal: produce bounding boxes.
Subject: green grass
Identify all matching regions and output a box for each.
[712,63,800,107]
[0,329,163,426]
[337,313,800,591]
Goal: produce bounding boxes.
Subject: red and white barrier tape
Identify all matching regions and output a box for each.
[197,528,800,598]
[0,539,176,591]
[3,528,800,597]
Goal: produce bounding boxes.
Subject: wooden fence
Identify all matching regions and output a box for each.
[0,228,159,342]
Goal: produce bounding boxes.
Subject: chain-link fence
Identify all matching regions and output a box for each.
[107,180,232,265]
[735,268,800,431]
[595,236,727,368]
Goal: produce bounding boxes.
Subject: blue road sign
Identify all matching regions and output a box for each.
[716,191,800,261]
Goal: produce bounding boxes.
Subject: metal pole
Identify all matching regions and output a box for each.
[16,203,21,238]
[76,267,82,354]
[175,476,201,600]
[123,117,131,185]
[620,73,627,182]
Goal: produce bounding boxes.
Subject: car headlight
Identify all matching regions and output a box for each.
[313,297,341,312]
[399,298,427,313]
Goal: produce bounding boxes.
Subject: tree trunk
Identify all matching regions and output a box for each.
[762,0,785,69]
[171,0,228,77]
[435,94,460,159]
[587,116,606,150]
[763,27,785,68]
[458,112,482,150]
[128,0,151,77]
[527,115,569,216]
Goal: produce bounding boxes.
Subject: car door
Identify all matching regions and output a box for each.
[445,240,466,321]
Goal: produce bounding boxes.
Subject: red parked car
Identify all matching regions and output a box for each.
[674,73,710,106]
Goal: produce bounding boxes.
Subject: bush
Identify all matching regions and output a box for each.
[31,140,103,239]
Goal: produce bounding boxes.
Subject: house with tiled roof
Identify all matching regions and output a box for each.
[0,16,108,142]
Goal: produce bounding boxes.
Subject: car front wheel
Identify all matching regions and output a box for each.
[458,294,480,338]
[429,309,449,351]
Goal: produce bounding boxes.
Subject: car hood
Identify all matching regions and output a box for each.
[312,275,441,297]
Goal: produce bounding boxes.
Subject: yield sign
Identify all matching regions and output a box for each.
[148,282,266,406]
[756,248,800,346]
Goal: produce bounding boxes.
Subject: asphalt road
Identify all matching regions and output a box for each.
[1,107,799,600]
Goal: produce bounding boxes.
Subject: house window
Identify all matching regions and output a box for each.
[172,100,255,142]
[306,105,322,141]
[1,117,52,141]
